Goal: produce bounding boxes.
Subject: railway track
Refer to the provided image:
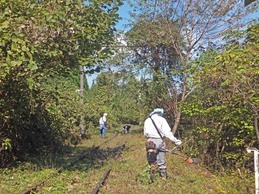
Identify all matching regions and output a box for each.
[19,133,127,194]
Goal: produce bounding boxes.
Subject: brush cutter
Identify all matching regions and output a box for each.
[158,146,201,164]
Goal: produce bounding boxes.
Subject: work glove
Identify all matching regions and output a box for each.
[175,140,182,146]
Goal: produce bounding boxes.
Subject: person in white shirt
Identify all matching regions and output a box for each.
[99,113,108,137]
[144,108,182,181]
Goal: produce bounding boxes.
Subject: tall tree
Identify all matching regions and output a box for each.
[182,23,259,170]
[0,0,122,165]
[126,0,257,133]
[201,23,259,141]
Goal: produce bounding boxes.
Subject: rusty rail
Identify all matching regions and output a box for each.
[20,134,121,194]
[92,169,111,194]
[91,142,126,194]
[21,146,100,194]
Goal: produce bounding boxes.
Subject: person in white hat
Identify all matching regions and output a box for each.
[144,108,182,181]
[99,113,108,137]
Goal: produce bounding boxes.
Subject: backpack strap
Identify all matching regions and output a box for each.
[149,116,164,140]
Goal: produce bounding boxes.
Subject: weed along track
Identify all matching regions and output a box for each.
[91,142,126,194]
[92,168,111,194]
[21,145,101,194]
[3,131,252,193]
[19,133,128,194]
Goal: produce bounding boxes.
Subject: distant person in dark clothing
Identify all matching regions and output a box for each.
[123,125,131,134]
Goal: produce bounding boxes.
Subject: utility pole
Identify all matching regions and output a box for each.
[79,65,86,137]
[247,147,259,194]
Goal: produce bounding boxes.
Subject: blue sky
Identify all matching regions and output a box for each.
[116,1,132,31]
[86,1,259,88]
[86,2,132,87]
[116,1,259,30]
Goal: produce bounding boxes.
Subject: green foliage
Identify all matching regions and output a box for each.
[1,138,11,151]
[86,70,172,130]
[87,71,145,127]
[126,0,257,135]
[0,0,122,166]
[136,164,152,185]
[182,23,259,171]
[38,72,83,143]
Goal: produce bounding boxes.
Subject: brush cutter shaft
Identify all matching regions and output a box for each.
[158,148,186,158]
[158,147,200,164]
[158,145,180,153]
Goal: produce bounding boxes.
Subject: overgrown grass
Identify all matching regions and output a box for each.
[0,126,255,193]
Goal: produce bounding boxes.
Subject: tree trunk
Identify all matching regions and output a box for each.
[79,65,85,136]
[172,68,187,134]
[172,109,181,135]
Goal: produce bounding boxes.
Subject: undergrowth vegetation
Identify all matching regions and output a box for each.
[0,126,255,194]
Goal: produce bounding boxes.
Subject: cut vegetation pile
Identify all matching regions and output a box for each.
[0,126,254,194]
